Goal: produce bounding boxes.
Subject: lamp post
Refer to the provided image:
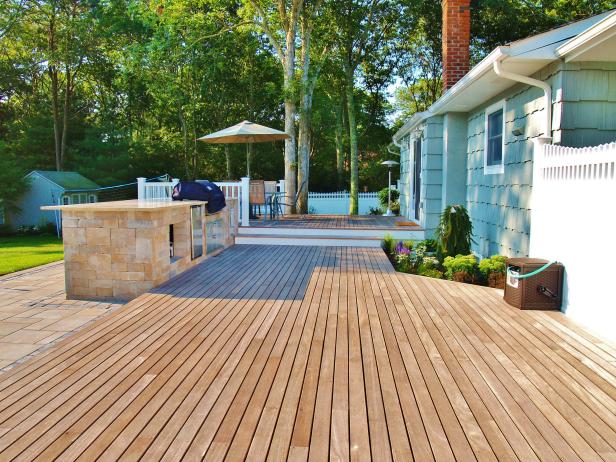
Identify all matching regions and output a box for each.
[381,160,399,216]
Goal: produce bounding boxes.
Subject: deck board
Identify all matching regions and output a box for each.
[0,245,615,461]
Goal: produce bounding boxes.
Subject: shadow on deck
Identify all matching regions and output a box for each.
[1,244,615,461]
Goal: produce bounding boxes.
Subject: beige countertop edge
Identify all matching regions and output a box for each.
[41,199,207,212]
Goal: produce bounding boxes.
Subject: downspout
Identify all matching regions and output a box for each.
[493,60,552,142]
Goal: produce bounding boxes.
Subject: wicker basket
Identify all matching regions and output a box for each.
[504,258,564,310]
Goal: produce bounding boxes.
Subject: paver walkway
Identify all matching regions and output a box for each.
[0,262,122,369]
[0,245,615,461]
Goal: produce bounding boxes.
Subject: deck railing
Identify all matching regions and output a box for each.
[529,141,616,339]
[138,177,254,226]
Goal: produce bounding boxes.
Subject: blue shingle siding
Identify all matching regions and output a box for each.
[558,62,616,146]
[465,85,541,258]
[421,116,443,235]
[399,134,411,219]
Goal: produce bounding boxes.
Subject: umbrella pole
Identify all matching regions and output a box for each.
[246,143,251,178]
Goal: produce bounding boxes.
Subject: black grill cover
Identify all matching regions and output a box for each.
[172,181,226,214]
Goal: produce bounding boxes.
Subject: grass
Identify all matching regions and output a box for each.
[0,235,64,276]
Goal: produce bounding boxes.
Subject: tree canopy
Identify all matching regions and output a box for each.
[1,0,613,212]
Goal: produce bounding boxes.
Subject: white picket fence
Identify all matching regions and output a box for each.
[529,141,616,341]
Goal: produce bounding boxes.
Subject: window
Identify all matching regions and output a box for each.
[88,195,96,203]
[484,101,505,175]
[62,196,70,205]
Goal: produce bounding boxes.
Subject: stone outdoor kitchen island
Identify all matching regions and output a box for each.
[43,199,235,301]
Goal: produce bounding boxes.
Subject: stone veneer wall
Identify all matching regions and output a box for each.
[61,205,225,301]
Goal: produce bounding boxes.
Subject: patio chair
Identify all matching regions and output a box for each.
[272,180,306,218]
[249,180,266,220]
[264,181,278,219]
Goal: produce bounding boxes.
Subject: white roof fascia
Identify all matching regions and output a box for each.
[393,111,432,142]
[556,10,616,61]
[429,48,507,115]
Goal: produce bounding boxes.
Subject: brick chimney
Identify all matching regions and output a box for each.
[442,0,471,91]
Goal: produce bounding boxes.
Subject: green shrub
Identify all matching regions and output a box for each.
[395,253,412,273]
[479,255,507,288]
[369,206,383,215]
[436,205,474,258]
[418,268,444,279]
[403,240,414,250]
[378,187,400,208]
[418,256,439,272]
[421,239,438,252]
[478,255,507,277]
[381,234,396,255]
[443,254,478,282]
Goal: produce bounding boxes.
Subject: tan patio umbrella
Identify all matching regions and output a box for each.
[198,120,289,177]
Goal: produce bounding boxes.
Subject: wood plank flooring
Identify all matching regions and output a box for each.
[249,215,420,230]
[0,245,615,461]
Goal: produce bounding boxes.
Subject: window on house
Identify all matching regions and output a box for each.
[484,102,505,174]
[62,196,70,205]
[89,195,96,203]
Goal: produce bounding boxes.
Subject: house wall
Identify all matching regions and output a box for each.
[442,112,468,207]
[556,61,616,146]
[399,134,412,220]
[466,60,616,258]
[421,116,444,236]
[8,174,63,228]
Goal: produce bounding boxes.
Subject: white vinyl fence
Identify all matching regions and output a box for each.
[529,141,616,341]
[308,192,380,215]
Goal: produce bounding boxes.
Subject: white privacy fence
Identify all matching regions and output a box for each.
[308,192,380,215]
[529,141,616,341]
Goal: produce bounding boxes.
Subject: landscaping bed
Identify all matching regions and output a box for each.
[382,205,507,289]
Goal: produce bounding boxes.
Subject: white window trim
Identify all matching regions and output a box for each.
[484,100,506,175]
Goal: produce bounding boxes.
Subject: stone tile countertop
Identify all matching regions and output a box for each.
[41,199,206,212]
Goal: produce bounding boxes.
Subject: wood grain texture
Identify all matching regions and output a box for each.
[0,244,615,461]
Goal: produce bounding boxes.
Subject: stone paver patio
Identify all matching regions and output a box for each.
[0,262,123,370]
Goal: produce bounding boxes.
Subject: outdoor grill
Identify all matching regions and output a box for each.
[504,258,564,310]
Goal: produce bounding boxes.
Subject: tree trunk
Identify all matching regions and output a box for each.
[50,66,62,171]
[297,24,313,214]
[283,46,297,214]
[60,66,71,169]
[48,9,61,171]
[225,145,232,180]
[345,63,359,215]
[179,108,190,179]
[335,97,345,190]
[284,64,297,214]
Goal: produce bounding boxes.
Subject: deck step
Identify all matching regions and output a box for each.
[235,234,384,247]
[238,226,424,240]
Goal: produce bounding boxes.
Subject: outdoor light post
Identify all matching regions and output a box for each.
[381,160,399,216]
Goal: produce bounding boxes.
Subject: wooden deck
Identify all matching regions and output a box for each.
[0,245,615,461]
[250,214,420,230]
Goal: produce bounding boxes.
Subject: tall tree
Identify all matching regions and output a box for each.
[327,0,398,214]
[245,0,302,213]
[296,0,327,213]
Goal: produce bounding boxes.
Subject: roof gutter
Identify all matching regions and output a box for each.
[493,59,552,141]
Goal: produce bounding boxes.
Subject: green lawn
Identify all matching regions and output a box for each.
[0,235,64,276]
